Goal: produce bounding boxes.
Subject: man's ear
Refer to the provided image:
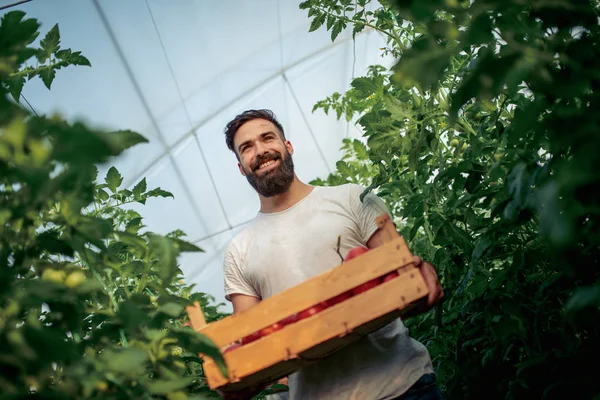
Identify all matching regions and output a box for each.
[285,140,294,155]
[238,162,246,177]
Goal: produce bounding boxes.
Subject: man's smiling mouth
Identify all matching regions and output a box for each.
[254,157,280,172]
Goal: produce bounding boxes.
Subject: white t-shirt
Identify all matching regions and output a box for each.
[223,184,434,400]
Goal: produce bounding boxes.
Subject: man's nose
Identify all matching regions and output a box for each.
[255,141,269,156]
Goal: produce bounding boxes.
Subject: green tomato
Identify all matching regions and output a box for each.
[42,268,66,283]
[65,271,86,288]
[493,153,503,162]
[450,139,460,147]
[459,143,468,153]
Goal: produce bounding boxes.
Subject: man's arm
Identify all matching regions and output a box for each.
[366,227,444,309]
[230,293,261,314]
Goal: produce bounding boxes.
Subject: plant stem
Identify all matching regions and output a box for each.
[315,6,405,50]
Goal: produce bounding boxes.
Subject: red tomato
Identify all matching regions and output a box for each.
[223,343,241,354]
[345,246,369,261]
[259,322,283,337]
[327,290,354,306]
[352,278,380,295]
[382,270,399,283]
[280,313,298,326]
[297,302,328,321]
[241,331,261,345]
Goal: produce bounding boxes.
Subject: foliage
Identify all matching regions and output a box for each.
[302,0,600,399]
[0,11,234,399]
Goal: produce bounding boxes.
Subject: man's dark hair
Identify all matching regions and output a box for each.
[224,109,285,154]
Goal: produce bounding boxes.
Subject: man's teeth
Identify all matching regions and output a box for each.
[259,160,276,169]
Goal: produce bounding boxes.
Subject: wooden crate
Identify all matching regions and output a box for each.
[186,214,428,393]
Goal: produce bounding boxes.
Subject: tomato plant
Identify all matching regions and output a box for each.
[0,11,235,399]
[302,0,600,398]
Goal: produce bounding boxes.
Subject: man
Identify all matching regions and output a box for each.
[221,109,444,400]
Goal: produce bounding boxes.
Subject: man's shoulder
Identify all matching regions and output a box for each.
[314,183,365,198]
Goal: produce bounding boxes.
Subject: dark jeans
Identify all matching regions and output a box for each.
[389,373,445,400]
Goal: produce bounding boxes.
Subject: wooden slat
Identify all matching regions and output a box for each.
[185,301,207,330]
[204,266,428,389]
[198,237,414,348]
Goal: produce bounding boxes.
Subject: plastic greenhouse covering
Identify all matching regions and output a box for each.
[4,0,394,312]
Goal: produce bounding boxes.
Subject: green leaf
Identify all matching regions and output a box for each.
[99,129,148,155]
[169,327,228,379]
[351,77,378,97]
[37,23,60,63]
[55,49,91,67]
[565,284,600,315]
[146,188,174,199]
[438,222,473,252]
[392,37,455,90]
[353,22,365,39]
[0,11,40,71]
[331,20,345,42]
[174,238,203,253]
[117,232,148,252]
[74,217,113,250]
[409,216,424,241]
[146,377,197,395]
[352,140,369,160]
[471,237,492,265]
[450,49,520,117]
[132,177,147,200]
[39,66,56,90]
[158,302,185,318]
[148,234,178,283]
[99,347,149,373]
[105,167,123,193]
[5,75,24,101]
[308,12,326,32]
[466,14,493,45]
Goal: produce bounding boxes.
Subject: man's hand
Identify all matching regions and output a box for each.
[413,255,444,307]
[402,256,444,319]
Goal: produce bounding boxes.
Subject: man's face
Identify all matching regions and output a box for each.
[234,119,295,197]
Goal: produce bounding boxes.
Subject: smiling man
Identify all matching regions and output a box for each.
[221,109,444,400]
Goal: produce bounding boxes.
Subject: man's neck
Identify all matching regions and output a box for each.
[258,176,313,213]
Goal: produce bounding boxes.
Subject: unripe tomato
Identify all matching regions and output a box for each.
[450,139,460,147]
[65,271,86,288]
[42,268,66,283]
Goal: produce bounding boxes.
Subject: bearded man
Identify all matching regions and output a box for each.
[220,109,444,400]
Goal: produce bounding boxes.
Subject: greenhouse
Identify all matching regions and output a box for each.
[1,0,599,399]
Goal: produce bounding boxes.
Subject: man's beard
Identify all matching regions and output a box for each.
[243,149,295,197]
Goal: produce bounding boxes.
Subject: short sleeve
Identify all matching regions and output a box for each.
[223,241,261,302]
[348,184,393,244]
